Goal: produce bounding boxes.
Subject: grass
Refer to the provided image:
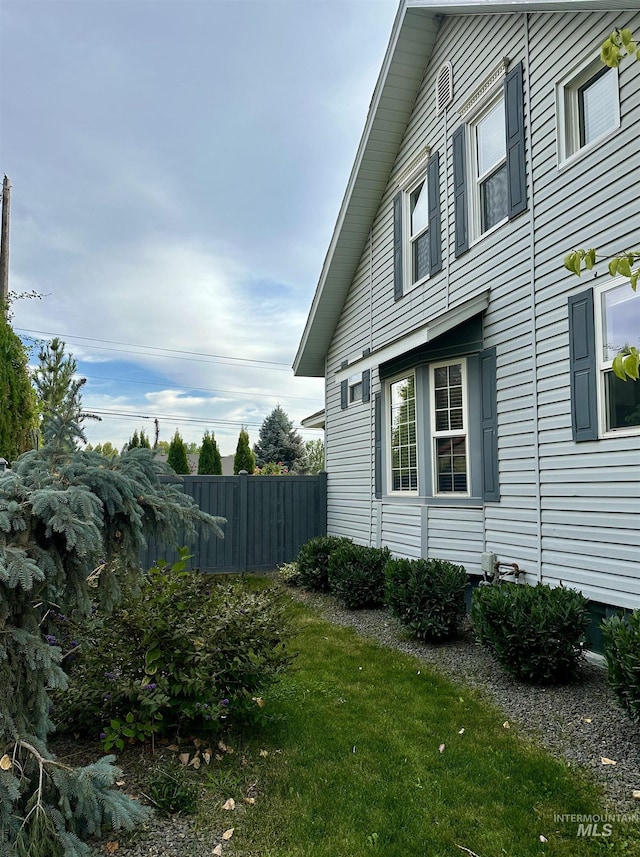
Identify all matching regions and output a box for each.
[193,593,640,857]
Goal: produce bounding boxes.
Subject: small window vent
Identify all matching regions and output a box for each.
[436,62,453,113]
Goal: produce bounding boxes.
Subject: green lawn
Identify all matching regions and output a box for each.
[199,595,640,857]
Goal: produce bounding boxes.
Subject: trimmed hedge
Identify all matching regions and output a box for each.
[296,536,352,592]
[471,582,589,684]
[328,542,391,609]
[385,557,467,641]
[601,609,640,722]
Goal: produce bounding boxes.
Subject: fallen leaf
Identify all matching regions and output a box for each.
[0,755,12,771]
[632,790,640,800]
[212,845,223,856]
[259,749,269,757]
[215,754,223,761]
[539,834,548,843]
[458,728,465,735]
[583,718,592,724]
[115,780,125,787]
[601,757,617,766]
[189,756,201,769]
[222,828,234,841]
[218,741,234,754]
[503,721,510,729]
[167,744,180,752]
[244,796,256,805]
[252,696,265,708]
[222,798,235,810]
[439,744,445,753]
[203,752,211,765]
[179,753,190,766]
[104,842,119,854]
[193,738,203,748]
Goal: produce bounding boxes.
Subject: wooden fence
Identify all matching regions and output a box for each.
[142,472,327,572]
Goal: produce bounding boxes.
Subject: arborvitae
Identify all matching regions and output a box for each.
[253,404,308,472]
[139,428,151,449]
[128,429,140,449]
[234,427,255,474]
[167,430,190,474]
[198,430,222,475]
[0,318,38,463]
[0,398,224,855]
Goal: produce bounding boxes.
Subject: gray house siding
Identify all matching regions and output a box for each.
[319,7,639,611]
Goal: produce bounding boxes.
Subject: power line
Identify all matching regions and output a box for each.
[89,408,321,434]
[16,327,293,371]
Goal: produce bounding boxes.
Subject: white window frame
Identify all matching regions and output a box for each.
[403,172,430,292]
[348,374,363,404]
[468,92,508,243]
[387,372,418,494]
[594,278,640,438]
[556,53,620,168]
[430,359,470,497]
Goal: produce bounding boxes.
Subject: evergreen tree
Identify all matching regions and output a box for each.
[32,338,98,448]
[253,405,308,472]
[126,428,151,451]
[0,318,38,463]
[0,409,224,855]
[234,427,255,474]
[198,430,222,475]
[167,429,190,474]
[128,429,140,449]
[139,428,151,449]
[305,438,325,474]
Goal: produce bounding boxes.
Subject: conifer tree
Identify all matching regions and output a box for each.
[128,429,140,449]
[234,427,255,474]
[253,405,308,472]
[167,429,190,474]
[198,430,222,475]
[139,428,151,449]
[0,366,224,855]
[0,318,38,463]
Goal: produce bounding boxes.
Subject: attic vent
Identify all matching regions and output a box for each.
[436,62,453,113]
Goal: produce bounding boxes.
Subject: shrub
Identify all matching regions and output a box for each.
[601,609,640,722]
[328,542,391,609]
[471,582,589,684]
[296,536,352,592]
[56,551,294,745]
[278,561,300,586]
[385,557,467,641]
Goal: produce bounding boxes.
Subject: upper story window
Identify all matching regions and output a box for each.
[473,97,508,235]
[431,360,469,495]
[453,61,526,258]
[389,374,417,492]
[407,175,430,287]
[557,57,619,165]
[349,374,363,403]
[596,281,640,434]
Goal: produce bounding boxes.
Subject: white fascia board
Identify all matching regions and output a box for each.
[334,288,491,383]
[408,0,638,11]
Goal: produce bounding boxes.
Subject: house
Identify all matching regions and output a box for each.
[294,0,640,638]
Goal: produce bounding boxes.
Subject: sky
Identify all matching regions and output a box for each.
[1,0,398,456]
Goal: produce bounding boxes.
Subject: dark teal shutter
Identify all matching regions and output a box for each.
[393,192,403,300]
[568,289,598,441]
[480,347,499,501]
[427,151,442,276]
[340,372,348,410]
[505,61,527,219]
[362,369,371,403]
[374,392,382,498]
[452,125,468,257]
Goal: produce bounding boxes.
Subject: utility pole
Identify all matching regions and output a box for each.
[0,175,10,318]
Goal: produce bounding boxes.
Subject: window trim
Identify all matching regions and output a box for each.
[556,53,620,168]
[404,171,430,292]
[430,358,471,497]
[594,278,640,438]
[387,371,419,495]
[348,374,363,404]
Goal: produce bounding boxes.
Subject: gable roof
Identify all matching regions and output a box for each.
[293,0,634,378]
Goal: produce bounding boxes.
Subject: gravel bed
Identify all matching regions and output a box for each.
[86,585,640,855]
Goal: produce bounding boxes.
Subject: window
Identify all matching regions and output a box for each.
[349,375,363,403]
[597,281,640,434]
[407,175,430,286]
[473,98,508,234]
[431,360,469,494]
[558,58,619,163]
[389,374,417,492]
[393,152,442,300]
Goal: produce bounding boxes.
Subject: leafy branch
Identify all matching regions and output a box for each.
[601,27,640,67]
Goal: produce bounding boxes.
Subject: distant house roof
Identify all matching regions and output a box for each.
[293,0,629,378]
[301,409,326,430]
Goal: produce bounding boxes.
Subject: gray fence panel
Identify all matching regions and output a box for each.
[141,472,327,572]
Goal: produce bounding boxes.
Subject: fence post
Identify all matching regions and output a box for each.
[237,471,249,572]
[317,470,328,536]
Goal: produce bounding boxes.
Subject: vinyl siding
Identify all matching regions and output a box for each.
[323,8,639,610]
